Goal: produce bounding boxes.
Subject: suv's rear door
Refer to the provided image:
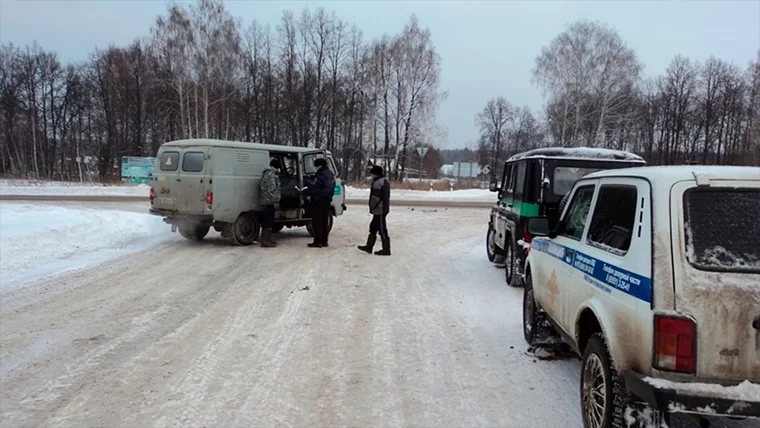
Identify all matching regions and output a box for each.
[671,180,760,382]
[153,148,181,212]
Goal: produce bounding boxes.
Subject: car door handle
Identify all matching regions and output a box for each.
[176,178,181,182]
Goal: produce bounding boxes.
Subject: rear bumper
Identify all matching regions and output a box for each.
[625,371,760,418]
[149,208,214,224]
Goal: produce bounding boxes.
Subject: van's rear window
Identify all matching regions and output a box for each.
[182,152,204,172]
[160,152,179,171]
[684,189,760,272]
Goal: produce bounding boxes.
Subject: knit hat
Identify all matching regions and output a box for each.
[370,165,383,176]
[314,158,328,168]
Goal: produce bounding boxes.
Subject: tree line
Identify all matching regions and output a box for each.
[477,20,760,170]
[0,0,444,181]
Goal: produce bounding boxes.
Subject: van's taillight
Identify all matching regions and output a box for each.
[206,191,213,204]
[654,315,697,373]
[149,187,155,202]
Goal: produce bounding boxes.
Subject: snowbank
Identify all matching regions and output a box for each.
[0,180,495,202]
[0,203,178,291]
[346,186,493,201]
[0,180,150,197]
[644,378,760,403]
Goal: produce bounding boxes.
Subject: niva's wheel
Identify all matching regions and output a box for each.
[272,223,284,234]
[522,273,539,345]
[179,223,210,241]
[486,226,505,264]
[580,334,627,428]
[232,214,260,246]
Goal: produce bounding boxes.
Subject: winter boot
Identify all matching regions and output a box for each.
[358,234,377,254]
[261,229,276,248]
[374,238,391,256]
[267,231,278,247]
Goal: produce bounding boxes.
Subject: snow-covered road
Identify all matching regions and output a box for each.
[0,204,586,427]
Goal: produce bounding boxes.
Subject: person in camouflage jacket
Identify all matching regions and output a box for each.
[260,158,282,247]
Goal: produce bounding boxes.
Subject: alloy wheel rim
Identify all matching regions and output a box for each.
[582,353,607,428]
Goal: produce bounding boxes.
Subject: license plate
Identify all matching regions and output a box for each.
[158,197,175,205]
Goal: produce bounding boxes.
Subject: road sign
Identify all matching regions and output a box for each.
[121,156,156,184]
[416,147,429,158]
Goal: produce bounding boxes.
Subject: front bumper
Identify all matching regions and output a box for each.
[625,371,760,418]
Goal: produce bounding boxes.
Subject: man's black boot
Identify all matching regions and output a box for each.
[374,238,391,256]
[358,234,376,254]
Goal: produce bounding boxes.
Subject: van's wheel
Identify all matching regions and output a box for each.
[487,225,505,264]
[179,223,210,241]
[505,238,521,287]
[305,215,333,237]
[272,223,284,233]
[581,333,627,428]
[231,213,260,246]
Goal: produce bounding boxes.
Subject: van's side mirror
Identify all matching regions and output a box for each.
[527,217,551,237]
[489,180,500,193]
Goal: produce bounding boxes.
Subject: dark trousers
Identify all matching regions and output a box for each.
[262,204,275,230]
[312,201,331,245]
[369,214,389,240]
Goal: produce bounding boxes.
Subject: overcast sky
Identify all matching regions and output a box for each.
[2,0,758,149]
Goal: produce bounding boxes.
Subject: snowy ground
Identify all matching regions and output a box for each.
[0,204,585,427]
[0,203,179,290]
[0,202,751,427]
[0,179,495,202]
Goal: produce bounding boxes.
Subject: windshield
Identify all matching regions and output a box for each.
[552,167,601,196]
[684,189,760,273]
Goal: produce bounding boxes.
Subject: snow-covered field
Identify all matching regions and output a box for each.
[0,179,494,202]
[0,203,179,290]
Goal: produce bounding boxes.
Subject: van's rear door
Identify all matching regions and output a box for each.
[671,180,760,382]
[153,148,182,212]
[176,148,210,214]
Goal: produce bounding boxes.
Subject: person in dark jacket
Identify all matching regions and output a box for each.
[302,158,335,248]
[358,165,391,256]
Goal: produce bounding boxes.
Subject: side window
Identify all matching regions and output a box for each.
[560,185,596,241]
[586,186,638,255]
[160,152,179,171]
[514,162,527,200]
[182,152,204,172]
[501,164,513,197]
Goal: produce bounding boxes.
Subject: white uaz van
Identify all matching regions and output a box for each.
[523,166,759,427]
[149,139,346,245]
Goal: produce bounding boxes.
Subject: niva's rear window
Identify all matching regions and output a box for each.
[684,189,760,272]
[160,152,179,171]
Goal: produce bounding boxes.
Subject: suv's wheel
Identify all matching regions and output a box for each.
[231,213,260,246]
[179,223,210,241]
[272,223,284,233]
[505,239,521,287]
[581,333,627,428]
[486,225,505,264]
